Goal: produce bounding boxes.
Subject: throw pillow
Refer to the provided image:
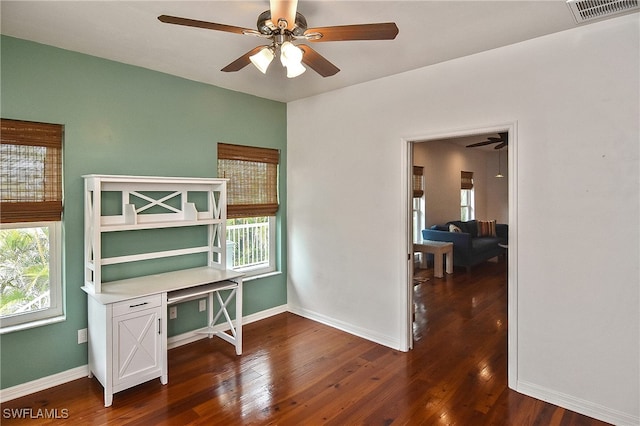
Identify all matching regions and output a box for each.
[449,224,462,233]
[477,220,496,237]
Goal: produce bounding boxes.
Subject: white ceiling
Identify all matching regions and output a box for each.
[0,1,628,103]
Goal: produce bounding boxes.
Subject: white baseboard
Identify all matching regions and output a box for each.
[0,305,288,403]
[288,305,403,350]
[0,365,90,404]
[517,379,639,426]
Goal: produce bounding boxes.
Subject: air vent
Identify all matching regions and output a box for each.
[567,0,639,23]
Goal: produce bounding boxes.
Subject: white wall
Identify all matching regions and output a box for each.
[484,149,509,223]
[287,15,638,424]
[413,140,509,227]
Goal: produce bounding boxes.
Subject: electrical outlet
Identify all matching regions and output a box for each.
[198,299,206,312]
[169,306,177,319]
[77,328,87,344]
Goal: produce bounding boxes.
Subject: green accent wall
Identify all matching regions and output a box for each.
[0,36,288,389]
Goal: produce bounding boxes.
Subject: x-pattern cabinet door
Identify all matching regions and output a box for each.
[112,307,162,386]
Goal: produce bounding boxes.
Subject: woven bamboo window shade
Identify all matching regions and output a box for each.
[217,143,279,218]
[1,119,63,223]
[461,171,474,190]
[413,166,424,198]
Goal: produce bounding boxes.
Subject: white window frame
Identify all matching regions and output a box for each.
[461,188,475,221]
[0,221,64,333]
[412,197,424,242]
[228,215,277,278]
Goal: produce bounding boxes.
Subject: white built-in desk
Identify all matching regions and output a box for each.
[82,266,243,407]
[82,175,240,407]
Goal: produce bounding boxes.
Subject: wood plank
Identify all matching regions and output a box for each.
[1,260,610,425]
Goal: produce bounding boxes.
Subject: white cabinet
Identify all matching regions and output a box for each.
[112,296,165,389]
[88,294,167,407]
[82,175,240,407]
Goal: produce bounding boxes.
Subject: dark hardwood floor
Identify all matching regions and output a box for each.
[1,259,610,425]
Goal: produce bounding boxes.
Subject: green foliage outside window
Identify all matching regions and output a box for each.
[0,227,50,316]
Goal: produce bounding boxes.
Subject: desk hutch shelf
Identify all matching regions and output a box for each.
[83,174,228,293]
[82,175,243,407]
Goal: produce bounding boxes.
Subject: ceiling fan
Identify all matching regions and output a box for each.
[158,0,399,78]
[466,132,508,150]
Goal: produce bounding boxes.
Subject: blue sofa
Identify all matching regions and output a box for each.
[421,220,508,272]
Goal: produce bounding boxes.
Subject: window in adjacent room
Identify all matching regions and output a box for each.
[460,171,475,221]
[0,119,64,332]
[412,166,425,242]
[217,143,279,277]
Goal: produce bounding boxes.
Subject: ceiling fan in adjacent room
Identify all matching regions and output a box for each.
[158,0,399,78]
[466,132,508,150]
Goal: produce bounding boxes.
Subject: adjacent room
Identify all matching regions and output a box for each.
[412,134,509,275]
[1,1,638,424]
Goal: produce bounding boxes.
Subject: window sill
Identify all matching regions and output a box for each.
[0,314,66,335]
[242,270,282,282]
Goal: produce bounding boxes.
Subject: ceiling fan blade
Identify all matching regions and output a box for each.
[221,46,269,72]
[487,137,501,141]
[298,45,340,77]
[494,142,508,150]
[466,140,494,148]
[158,15,252,35]
[270,0,298,30]
[305,23,399,42]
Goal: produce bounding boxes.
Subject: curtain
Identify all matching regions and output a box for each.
[461,171,474,190]
[217,143,279,218]
[1,119,63,223]
[413,166,424,198]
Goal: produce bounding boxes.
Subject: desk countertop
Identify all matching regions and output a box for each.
[82,266,244,305]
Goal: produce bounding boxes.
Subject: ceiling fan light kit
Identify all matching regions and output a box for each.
[285,60,306,78]
[158,0,398,78]
[280,41,306,77]
[249,41,306,78]
[249,47,275,73]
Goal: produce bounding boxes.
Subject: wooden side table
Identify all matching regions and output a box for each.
[413,240,454,278]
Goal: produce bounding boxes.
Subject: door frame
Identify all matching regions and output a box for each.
[402,122,518,388]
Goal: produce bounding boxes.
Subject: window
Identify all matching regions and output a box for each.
[460,171,475,221]
[218,143,279,277]
[0,119,64,332]
[412,197,424,243]
[461,189,475,221]
[226,217,276,273]
[412,166,425,242]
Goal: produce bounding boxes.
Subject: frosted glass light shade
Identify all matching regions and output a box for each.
[280,42,303,67]
[280,42,305,78]
[250,47,274,74]
[286,61,306,78]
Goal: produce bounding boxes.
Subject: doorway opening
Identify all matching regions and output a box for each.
[404,124,517,388]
